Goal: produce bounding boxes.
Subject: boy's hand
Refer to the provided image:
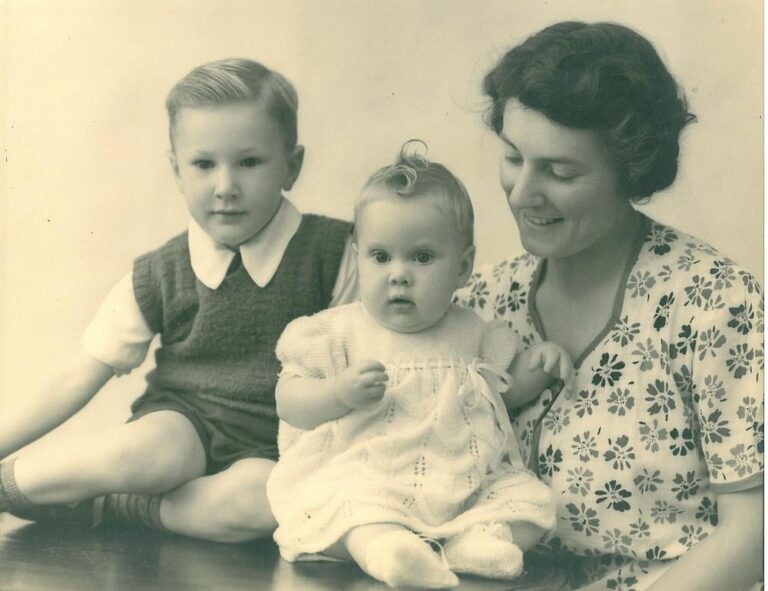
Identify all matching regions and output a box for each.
[528,342,575,393]
[335,360,388,409]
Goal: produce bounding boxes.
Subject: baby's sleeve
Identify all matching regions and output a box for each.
[275,310,340,380]
[480,320,519,372]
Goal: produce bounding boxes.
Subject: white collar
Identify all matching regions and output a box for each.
[187,198,302,289]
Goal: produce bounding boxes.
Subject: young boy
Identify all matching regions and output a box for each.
[0,58,356,542]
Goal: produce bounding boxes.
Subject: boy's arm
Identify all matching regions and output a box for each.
[0,349,114,459]
[503,342,573,409]
[276,360,387,430]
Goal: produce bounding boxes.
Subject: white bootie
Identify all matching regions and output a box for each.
[444,522,524,579]
[365,530,459,589]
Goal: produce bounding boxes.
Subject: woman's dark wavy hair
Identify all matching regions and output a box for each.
[483,21,696,201]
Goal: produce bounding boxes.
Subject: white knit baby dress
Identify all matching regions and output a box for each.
[267,302,555,561]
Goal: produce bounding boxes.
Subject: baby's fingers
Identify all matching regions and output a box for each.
[527,348,545,371]
[541,352,559,374]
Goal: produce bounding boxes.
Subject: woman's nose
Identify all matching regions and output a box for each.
[214,167,238,199]
[506,166,545,209]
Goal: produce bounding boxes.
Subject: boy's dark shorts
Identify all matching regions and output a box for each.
[129,389,279,475]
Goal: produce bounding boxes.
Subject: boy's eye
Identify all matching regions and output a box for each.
[371,251,390,264]
[414,252,434,264]
[241,157,261,167]
[193,160,215,170]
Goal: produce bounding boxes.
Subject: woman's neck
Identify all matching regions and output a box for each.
[545,208,644,296]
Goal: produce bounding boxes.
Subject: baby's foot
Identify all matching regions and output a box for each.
[444,522,524,579]
[365,529,459,589]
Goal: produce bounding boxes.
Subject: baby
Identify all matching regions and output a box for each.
[267,142,572,588]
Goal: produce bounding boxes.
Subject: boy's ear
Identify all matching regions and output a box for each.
[456,244,476,288]
[282,145,305,191]
[167,150,182,188]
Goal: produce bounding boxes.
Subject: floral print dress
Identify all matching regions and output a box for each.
[455,215,764,590]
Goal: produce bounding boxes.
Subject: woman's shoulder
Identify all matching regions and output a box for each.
[455,252,540,313]
[638,217,761,295]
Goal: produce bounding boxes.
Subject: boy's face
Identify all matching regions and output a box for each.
[170,102,303,249]
[354,192,474,333]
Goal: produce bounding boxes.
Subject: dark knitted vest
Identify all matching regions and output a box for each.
[132,215,351,418]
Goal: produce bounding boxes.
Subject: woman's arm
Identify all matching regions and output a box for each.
[646,486,763,591]
[276,360,388,430]
[0,349,114,459]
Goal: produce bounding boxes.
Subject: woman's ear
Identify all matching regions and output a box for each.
[457,244,476,288]
[282,145,305,191]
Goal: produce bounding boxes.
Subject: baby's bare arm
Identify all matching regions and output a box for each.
[276,360,387,430]
[503,342,573,409]
[0,348,114,459]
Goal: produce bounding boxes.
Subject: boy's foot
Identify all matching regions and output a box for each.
[365,529,459,589]
[444,522,524,579]
[7,499,99,527]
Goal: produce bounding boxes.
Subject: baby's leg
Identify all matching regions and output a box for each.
[154,457,277,543]
[9,410,205,506]
[343,523,458,589]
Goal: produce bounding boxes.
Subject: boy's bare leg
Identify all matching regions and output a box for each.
[158,457,277,543]
[12,411,206,504]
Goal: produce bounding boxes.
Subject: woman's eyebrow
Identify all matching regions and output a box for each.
[499,132,584,166]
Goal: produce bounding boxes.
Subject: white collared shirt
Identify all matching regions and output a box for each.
[81,199,358,373]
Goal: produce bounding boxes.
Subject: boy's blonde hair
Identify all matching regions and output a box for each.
[355,140,475,248]
[166,58,299,150]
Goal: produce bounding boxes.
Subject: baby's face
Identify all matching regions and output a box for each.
[355,193,474,333]
[170,102,303,249]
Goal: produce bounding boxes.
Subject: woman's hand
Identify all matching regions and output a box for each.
[646,486,763,591]
[335,360,388,409]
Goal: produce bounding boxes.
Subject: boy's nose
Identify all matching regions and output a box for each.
[214,168,238,199]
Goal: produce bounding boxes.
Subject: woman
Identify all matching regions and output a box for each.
[456,21,763,591]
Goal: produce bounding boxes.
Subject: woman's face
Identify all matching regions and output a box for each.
[499,99,634,260]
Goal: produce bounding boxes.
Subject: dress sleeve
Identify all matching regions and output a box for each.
[480,320,519,372]
[275,310,340,380]
[693,271,764,492]
[80,271,156,375]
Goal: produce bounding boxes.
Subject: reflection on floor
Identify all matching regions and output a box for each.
[0,514,567,590]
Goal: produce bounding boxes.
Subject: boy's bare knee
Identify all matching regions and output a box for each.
[208,459,277,540]
[95,414,204,493]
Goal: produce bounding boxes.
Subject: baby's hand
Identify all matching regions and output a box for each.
[335,360,388,409]
[528,342,575,393]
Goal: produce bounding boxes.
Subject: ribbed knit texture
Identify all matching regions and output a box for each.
[0,460,34,513]
[131,215,350,430]
[104,493,166,531]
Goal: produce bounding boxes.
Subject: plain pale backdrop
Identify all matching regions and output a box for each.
[0,0,763,445]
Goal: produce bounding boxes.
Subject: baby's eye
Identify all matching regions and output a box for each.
[193,160,215,170]
[371,251,390,264]
[241,157,261,167]
[414,252,434,264]
[504,152,523,165]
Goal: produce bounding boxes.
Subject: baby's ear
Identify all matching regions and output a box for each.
[282,145,305,191]
[457,244,476,288]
